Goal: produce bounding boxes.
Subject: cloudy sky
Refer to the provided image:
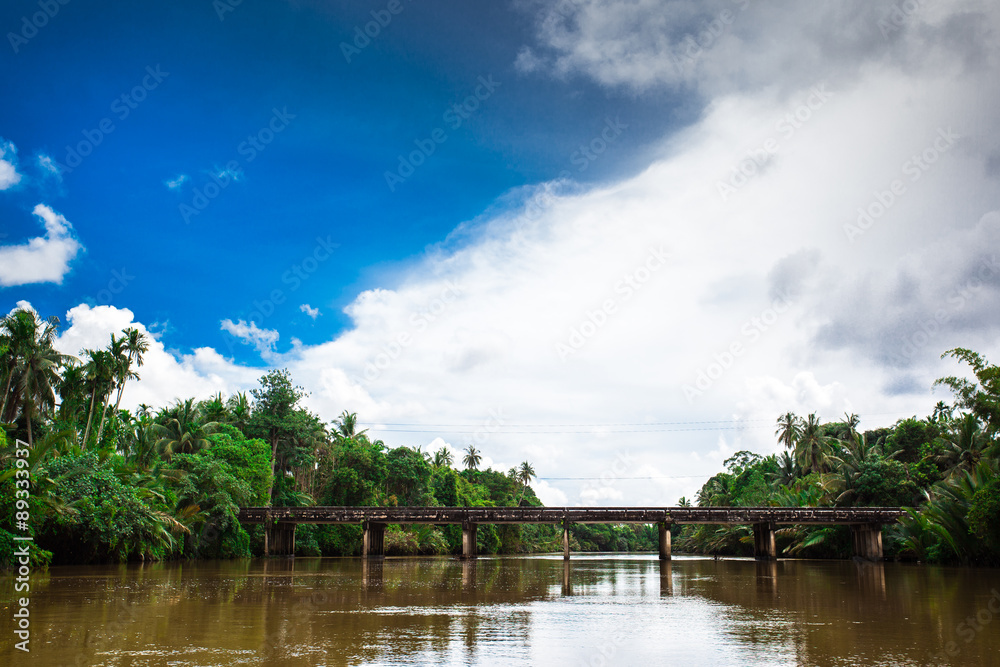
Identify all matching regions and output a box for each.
[2,0,999,506]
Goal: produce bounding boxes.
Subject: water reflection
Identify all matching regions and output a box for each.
[1,555,998,666]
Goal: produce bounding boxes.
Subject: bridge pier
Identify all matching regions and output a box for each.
[264,522,296,557]
[658,522,672,560]
[850,523,883,561]
[363,521,386,559]
[753,522,777,561]
[563,521,571,560]
[461,521,478,559]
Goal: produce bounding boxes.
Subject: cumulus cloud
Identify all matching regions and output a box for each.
[0,138,22,189]
[50,303,263,409]
[300,303,320,319]
[22,2,1000,505]
[0,204,84,287]
[220,318,280,355]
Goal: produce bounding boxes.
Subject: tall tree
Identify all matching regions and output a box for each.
[775,412,802,451]
[463,445,482,471]
[795,413,831,475]
[1,309,75,446]
[517,461,536,504]
[80,348,115,448]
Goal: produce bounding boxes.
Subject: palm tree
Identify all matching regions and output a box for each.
[153,398,219,460]
[775,412,802,451]
[95,333,136,445]
[677,496,692,507]
[333,410,367,440]
[109,327,148,415]
[432,447,454,469]
[463,445,482,471]
[935,413,989,475]
[770,451,800,487]
[843,412,860,434]
[1,309,75,446]
[80,348,115,448]
[931,401,953,424]
[795,413,831,474]
[517,461,536,504]
[226,392,251,433]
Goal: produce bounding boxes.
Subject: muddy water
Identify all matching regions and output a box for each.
[3,554,999,666]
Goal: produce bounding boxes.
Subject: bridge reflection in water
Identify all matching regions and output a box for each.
[238,506,906,562]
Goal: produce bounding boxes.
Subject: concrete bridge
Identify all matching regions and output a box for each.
[238,506,906,562]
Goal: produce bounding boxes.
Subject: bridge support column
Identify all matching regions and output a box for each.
[753,522,777,561]
[362,521,385,559]
[461,522,477,560]
[851,524,883,562]
[265,522,296,557]
[658,522,672,560]
[563,521,571,560]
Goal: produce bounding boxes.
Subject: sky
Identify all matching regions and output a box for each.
[2,0,1000,506]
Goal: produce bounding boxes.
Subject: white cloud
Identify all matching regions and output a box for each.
[300,303,320,319]
[164,174,188,190]
[17,2,1000,506]
[0,204,83,287]
[49,303,263,409]
[0,138,22,190]
[220,318,280,356]
[36,154,60,180]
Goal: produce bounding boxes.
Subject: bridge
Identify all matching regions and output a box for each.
[237,506,906,562]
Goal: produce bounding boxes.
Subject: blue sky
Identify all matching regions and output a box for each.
[3,1,1000,505]
[1,0,688,363]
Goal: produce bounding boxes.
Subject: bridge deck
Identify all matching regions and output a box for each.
[238,506,906,526]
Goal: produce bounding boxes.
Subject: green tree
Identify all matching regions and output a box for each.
[463,445,482,471]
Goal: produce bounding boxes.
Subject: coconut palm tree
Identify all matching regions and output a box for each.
[935,413,989,475]
[226,392,251,433]
[333,410,367,440]
[153,398,219,460]
[433,447,454,469]
[517,461,536,504]
[775,412,802,451]
[1,309,75,446]
[80,348,115,448]
[109,327,148,415]
[795,413,831,474]
[931,400,954,424]
[463,444,482,471]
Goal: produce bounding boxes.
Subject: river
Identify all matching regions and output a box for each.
[3,554,999,666]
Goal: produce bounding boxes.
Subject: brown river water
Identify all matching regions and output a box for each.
[3,554,1000,666]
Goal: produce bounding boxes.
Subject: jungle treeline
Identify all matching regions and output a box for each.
[2,306,998,566]
[677,347,1000,565]
[0,307,655,566]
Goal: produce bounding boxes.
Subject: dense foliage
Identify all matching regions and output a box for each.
[678,347,1000,565]
[3,306,998,566]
